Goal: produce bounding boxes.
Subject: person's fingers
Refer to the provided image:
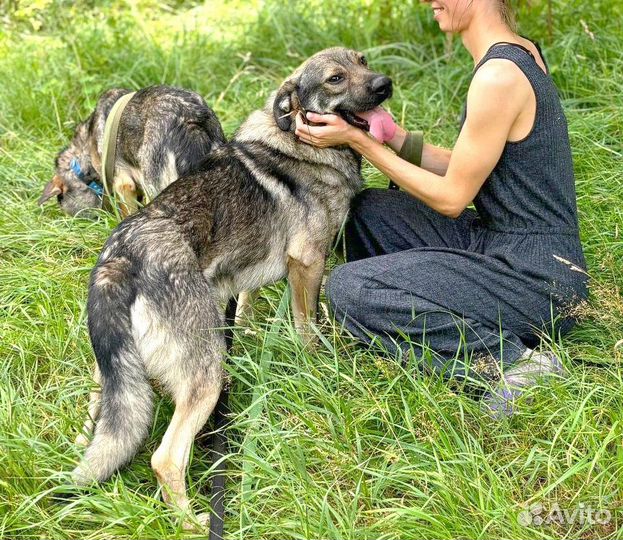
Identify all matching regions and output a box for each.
[295,117,321,146]
[295,124,313,140]
[294,112,342,148]
[295,120,321,140]
[294,112,306,132]
[295,113,311,138]
[306,112,339,124]
[298,131,327,147]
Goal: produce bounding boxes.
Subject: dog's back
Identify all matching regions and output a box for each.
[115,86,226,199]
[42,85,226,217]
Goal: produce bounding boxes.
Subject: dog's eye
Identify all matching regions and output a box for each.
[327,75,344,84]
[360,56,368,66]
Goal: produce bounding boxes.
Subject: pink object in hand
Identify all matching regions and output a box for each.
[357,107,397,143]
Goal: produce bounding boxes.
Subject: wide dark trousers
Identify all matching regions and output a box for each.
[326,189,553,381]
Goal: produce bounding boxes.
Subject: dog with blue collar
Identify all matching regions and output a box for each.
[38,85,225,217]
[38,119,105,216]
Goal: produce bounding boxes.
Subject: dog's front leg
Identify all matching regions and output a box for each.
[287,255,325,345]
[235,289,258,326]
[114,179,138,218]
[111,167,139,218]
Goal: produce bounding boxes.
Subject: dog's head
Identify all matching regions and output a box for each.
[39,172,103,217]
[39,122,103,216]
[272,47,392,132]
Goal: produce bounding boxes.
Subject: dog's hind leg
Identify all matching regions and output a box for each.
[131,275,226,526]
[75,364,102,447]
[151,376,222,523]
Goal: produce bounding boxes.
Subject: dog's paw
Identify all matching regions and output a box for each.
[75,433,90,447]
[182,511,210,531]
[195,512,211,527]
[301,332,320,351]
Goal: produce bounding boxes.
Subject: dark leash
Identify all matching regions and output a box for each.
[209,296,237,540]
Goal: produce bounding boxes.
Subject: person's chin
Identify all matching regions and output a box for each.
[438,21,459,34]
[434,17,449,32]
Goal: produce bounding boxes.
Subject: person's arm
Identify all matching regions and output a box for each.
[359,113,452,175]
[421,144,452,176]
[295,60,529,218]
[387,126,452,175]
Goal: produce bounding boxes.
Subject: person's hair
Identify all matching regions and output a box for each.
[498,0,517,31]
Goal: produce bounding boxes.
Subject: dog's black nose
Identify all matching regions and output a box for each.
[370,76,393,98]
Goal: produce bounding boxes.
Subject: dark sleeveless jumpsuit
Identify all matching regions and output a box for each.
[325,42,589,380]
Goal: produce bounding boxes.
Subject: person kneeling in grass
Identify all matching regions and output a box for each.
[295,0,588,416]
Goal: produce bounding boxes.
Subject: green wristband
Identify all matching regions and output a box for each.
[398,130,424,167]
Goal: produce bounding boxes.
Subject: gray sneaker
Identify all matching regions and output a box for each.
[483,349,566,418]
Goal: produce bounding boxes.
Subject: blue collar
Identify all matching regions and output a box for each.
[70,158,103,198]
[70,157,86,180]
[88,181,104,197]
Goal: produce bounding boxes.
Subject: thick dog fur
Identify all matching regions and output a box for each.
[72,48,392,522]
[39,85,225,217]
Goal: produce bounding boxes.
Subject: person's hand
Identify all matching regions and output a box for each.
[294,112,359,148]
[356,107,397,144]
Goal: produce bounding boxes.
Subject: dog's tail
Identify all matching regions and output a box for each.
[72,256,153,484]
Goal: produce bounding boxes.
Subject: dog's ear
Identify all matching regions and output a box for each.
[273,79,299,131]
[38,176,65,205]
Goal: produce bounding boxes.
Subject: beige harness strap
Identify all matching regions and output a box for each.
[101,91,136,199]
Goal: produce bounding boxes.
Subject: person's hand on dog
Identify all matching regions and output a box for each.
[295,108,400,149]
[295,112,359,148]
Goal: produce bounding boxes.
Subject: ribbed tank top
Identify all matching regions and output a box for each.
[464,42,581,235]
[462,42,588,298]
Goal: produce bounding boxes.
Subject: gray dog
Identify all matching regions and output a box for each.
[71,47,392,524]
[39,85,225,217]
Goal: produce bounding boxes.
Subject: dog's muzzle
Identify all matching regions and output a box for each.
[369,76,393,100]
[335,76,393,131]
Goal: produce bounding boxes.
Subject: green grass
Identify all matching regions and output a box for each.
[1,0,622,538]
